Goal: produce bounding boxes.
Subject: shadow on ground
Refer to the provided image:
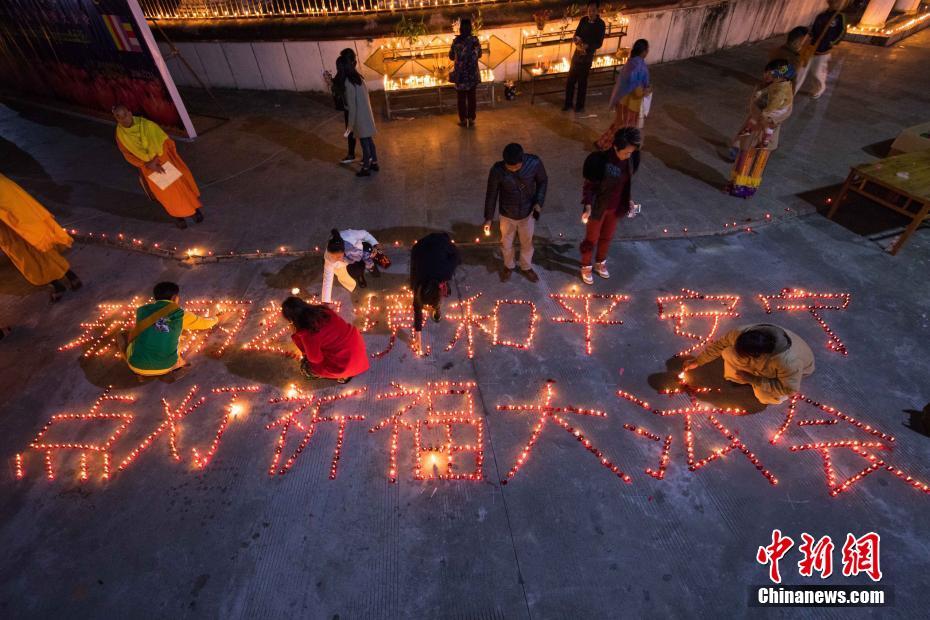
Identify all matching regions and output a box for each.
[647,356,768,415]
[644,137,729,190]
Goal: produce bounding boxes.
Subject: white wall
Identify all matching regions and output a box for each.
[158,0,825,92]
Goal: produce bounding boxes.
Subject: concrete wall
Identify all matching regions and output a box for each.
[158,0,825,92]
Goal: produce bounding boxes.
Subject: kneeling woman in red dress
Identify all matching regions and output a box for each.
[282,296,369,384]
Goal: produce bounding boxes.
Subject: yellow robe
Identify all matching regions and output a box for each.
[0,174,72,285]
[116,116,201,218]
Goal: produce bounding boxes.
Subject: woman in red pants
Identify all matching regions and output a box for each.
[281,296,369,384]
[579,127,641,284]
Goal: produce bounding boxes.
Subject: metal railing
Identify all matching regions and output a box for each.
[139,0,503,20]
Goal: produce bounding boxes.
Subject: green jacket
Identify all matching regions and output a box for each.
[127,300,216,371]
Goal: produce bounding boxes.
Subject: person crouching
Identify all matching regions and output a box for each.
[682,323,815,405]
[281,296,369,384]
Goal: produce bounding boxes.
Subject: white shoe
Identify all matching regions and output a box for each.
[581,266,594,285]
[594,260,610,279]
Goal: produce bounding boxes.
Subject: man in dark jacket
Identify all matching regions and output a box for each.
[579,127,640,284]
[798,0,847,99]
[564,1,606,112]
[483,143,548,282]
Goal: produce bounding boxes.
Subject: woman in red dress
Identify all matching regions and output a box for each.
[281,297,369,384]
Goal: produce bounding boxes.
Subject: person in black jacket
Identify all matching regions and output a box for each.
[410,232,461,353]
[579,126,641,284]
[564,1,606,112]
[483,143,548,282]
[798,0,847,99]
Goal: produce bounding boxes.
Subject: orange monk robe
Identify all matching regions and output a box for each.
[117,133,202,219]
[0,174,72,286]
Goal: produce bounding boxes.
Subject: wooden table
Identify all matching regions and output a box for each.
[828,150,930,255]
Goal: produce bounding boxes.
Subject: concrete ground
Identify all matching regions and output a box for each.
[1,30,929,619]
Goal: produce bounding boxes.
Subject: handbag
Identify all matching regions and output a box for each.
[371,248,391,269]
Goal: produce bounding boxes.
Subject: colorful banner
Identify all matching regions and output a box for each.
[0,0,195,137]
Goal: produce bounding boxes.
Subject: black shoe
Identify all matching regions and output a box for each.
[193,209,204,224]
[175,218,188,229]
[521,268,540,283]
[458,120,467,127]
[370,163,380,172]
[432,308,441,323]
[574,106,585,113]
[356,168,371,177]
[336,376,353,385]
[500,267,513,282]
[340,154,356,164]
[357,274,367,289]
[65,270,83,291]
[562,104,572,111]
[49,280,66,303]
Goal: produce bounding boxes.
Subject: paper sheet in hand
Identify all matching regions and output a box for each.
[147,162,182,190]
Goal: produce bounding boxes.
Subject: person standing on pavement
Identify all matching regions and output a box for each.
[598,38,651,149]
[564,1,606,113]
[342,49,379,177]
[326,53,357,164]
[483,143,548,283]
[112,105,204,229]
[798,0,847,99]
[0,174,82,302]
[769,26,811,93]
[579,127,641,285]
[449,18,483,128]
[410,232,461,353]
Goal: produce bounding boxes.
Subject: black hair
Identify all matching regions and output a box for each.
[502,143,524,165]
[281,296,331,333]
[612,126,642,150]
[327,229,345,254]
[334,55,349,91]
[341,48,362,85]
[460,18,473,37]
[734,328,777,358]
[787,26,809,42]
[153,281,180,301]
[415,281,441,309]
[631,38,649,57]
[587,0,600,7]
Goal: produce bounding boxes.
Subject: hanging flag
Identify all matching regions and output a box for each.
[102,14,143,53]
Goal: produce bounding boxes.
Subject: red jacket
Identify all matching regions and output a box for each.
[291,310,369,379]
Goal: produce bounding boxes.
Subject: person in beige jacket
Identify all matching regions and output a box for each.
[681,324,815,405]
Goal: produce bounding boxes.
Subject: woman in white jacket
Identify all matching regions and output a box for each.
[321,228,380,303]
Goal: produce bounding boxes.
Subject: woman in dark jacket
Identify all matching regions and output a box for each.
[281,296,369,383]
[579,126,641,285]
[410,232,461,352]
[332,53,356,164]
[448,18,483,127]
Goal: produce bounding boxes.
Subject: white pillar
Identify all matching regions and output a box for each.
[893,0,921,14]
[858,0,897,27]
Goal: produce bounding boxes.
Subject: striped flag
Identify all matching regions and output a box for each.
[102,14,143,53]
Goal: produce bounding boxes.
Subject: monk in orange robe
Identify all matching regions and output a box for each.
[112,105,204,229]
[0,174,82,302]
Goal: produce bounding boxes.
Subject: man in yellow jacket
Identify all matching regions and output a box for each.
[0,174,82,302]
[682,324,815,404]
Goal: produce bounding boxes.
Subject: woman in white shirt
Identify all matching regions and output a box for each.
[321,228,380,303]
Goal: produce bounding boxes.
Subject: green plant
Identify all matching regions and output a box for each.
[473,8,483,35]
[394,14,428,46]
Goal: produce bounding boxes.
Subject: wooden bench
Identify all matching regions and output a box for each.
[828,150,930,255]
